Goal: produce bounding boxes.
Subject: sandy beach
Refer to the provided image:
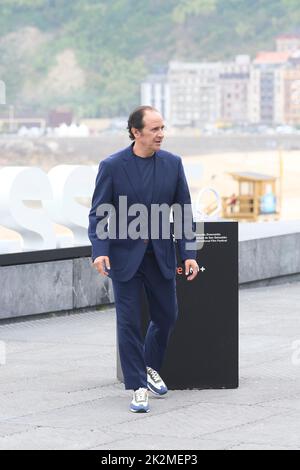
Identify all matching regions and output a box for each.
[0,141,300,246]
[185,149,300,221]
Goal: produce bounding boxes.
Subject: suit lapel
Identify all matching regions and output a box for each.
[121,145,143,204]
[151,151,165,205]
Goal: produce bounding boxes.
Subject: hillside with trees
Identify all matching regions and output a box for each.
[0,0,299,117]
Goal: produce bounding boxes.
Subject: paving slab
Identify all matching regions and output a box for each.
[0,282,299,450]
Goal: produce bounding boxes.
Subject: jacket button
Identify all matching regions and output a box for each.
[144,239,148,243]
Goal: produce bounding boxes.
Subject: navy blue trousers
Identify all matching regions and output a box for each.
[111,251,178,390]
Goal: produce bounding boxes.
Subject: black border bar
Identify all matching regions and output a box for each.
[0,246,92,267]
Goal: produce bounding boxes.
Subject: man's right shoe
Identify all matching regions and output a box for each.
[130,388,150,413]
[147,367,168,396]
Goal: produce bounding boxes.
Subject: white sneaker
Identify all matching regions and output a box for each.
[147,367,168,396]
[130,387,150,413]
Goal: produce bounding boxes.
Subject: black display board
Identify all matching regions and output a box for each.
[117,221,239,389]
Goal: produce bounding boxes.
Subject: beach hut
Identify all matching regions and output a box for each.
[222,171,280,221]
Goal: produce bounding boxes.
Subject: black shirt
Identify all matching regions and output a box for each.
[133,151,156,252]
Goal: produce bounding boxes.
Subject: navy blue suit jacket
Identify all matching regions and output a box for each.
[88,144,196,281]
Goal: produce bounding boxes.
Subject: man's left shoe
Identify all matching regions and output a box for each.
[147,367,168,396]
[130,388,150,413]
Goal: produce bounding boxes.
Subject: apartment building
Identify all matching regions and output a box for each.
[140,73,170,122]
[281,54,300,126]
[248,52,291,124]
[140,35,300,128]
[167,61,221,127]
[0,80,6,105]
[276,34,300,53]
[219,55,250,125]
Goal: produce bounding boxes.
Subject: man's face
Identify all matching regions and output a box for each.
[133,110,165,152]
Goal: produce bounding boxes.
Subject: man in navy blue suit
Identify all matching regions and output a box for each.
[88,106,199,413]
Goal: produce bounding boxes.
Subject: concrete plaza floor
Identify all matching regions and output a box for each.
[0,282,299,450]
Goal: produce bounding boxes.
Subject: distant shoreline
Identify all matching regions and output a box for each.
[1,133,300,165]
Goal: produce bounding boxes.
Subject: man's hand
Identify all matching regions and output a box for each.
[93,256,111,276]
[185,259,199,281]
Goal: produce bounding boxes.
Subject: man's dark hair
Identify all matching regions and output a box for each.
[127,105,158,141]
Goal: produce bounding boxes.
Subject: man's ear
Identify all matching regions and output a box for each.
[132,128,140,139]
